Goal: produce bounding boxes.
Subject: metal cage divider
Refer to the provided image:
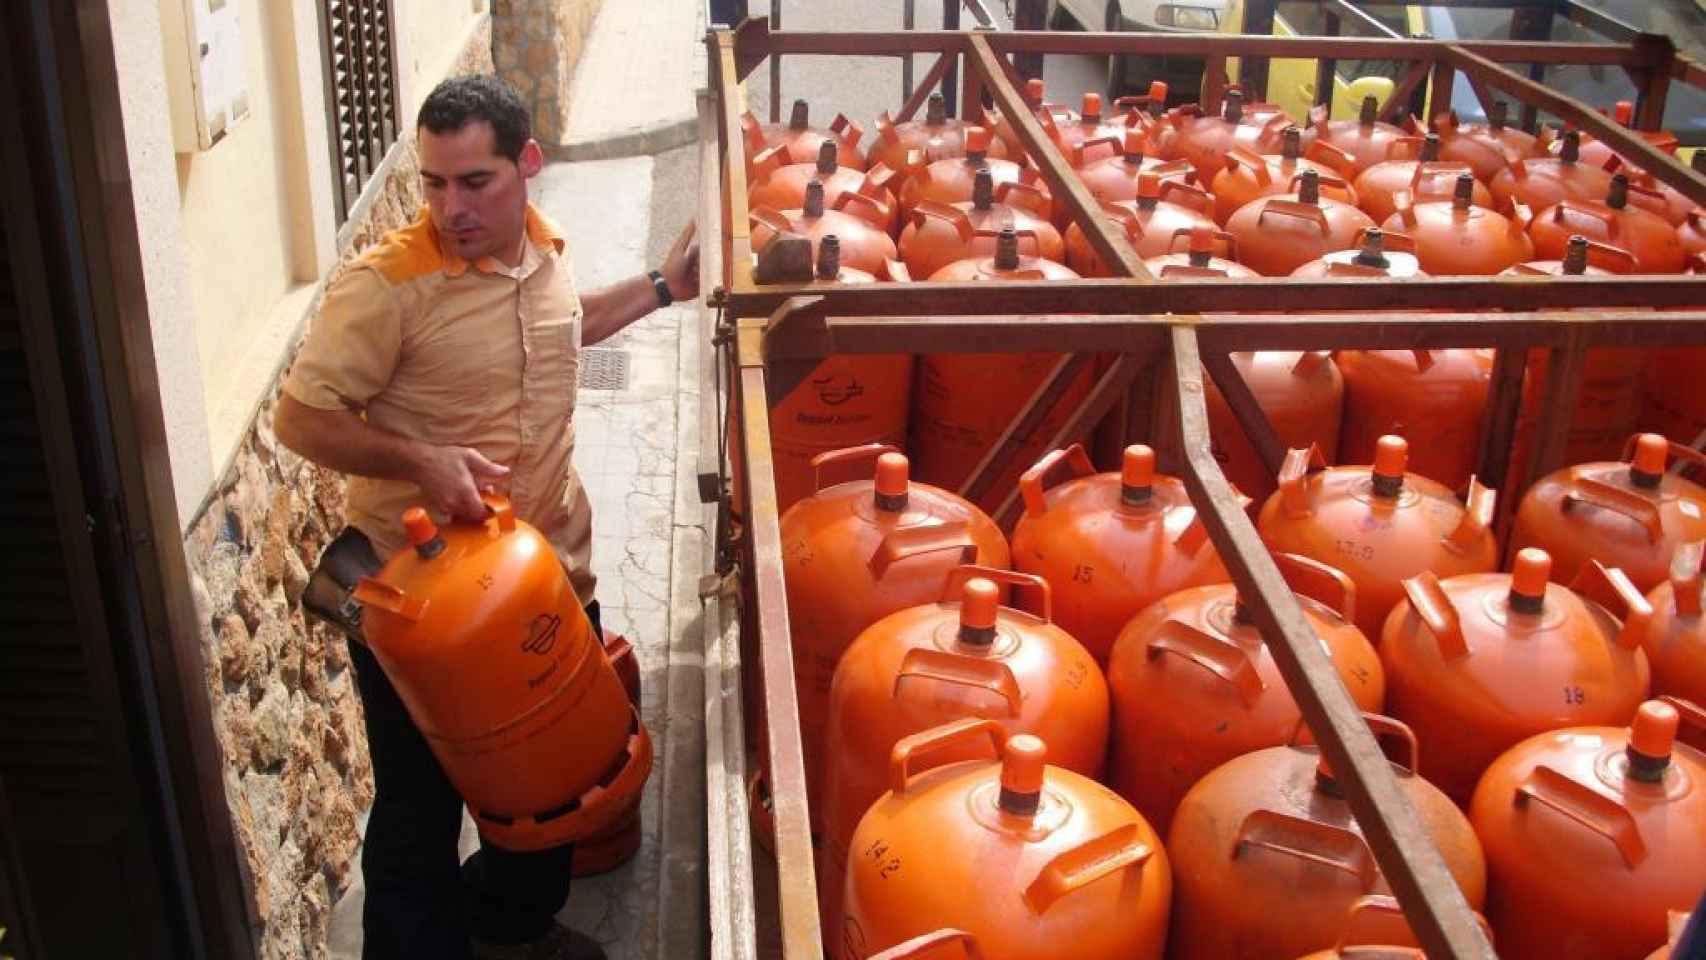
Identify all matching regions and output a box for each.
[707,22,1706,960]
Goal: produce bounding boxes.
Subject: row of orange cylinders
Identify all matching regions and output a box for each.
[773,437,1706,960]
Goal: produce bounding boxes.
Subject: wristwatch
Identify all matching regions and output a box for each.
[648,269,673,307]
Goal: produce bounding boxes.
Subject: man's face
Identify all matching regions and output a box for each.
[418,120,541,263]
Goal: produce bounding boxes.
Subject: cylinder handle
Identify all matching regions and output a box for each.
[942,565,1053,624]
[1444,476,1496,553]
[893,648,1023,717]
[1401,571,1468,660]
[1145,620,1265,707]
[1277,443,1329,517]
[1233,810,1378,891]
[352,578,427,623]
[866,929,984,960]
[1670,541,1705,617]
[1018,443,1096,518]
[1023,822,1153,916]
[810,442,900,494]
[1567,559,1654,650]
[889,716,1006,795]
[869,523,980,580]
[1561,475,1664,543]
[1515,764,1647,868]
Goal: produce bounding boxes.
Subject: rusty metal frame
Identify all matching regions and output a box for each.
[708,21,1706,960]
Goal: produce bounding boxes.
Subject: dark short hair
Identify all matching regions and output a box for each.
[417,75,531,161]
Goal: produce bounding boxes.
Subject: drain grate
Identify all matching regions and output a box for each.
[579,348,630,391]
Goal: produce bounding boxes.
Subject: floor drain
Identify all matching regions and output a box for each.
[580,349,630,391]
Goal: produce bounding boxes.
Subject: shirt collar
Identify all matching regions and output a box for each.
[432,203,565,278]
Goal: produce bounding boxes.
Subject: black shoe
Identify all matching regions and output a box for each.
[471,924,607,960]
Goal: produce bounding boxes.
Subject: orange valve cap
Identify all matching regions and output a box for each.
[1628,700,1679,781]
[874,452,911,510]
[1372,435,1408,496]
[967,125,992,156]
[1025,77,1045,104]
[1123,127,1146,157]
[999,734,1047,814]
[1614,100,1635,126]
[1509,548,1552,613]
[403,508,445,559]
[1632,433,1669,487]
[959,577,1001,634]
[1082,92,1103,119]
[1137,172,1162,200]
[1122,445,1157,504]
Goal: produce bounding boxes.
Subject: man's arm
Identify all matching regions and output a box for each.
[274,394,508,521]
[580,221,699,346]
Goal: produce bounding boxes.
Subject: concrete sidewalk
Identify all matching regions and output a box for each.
[555,0,706,161]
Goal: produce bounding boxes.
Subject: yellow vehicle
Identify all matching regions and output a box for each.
[1057,0,1427,122]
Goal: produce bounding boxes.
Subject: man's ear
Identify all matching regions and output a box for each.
[518,138,545,179]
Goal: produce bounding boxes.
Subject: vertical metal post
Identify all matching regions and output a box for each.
[1632,34,1675,131]
[1014,0,1046,83]
[768,0,781,123]
[943,0,962,118]
[1241,0,1278,102]
[903,0,917,103]
[1315,11,1341,111]
[1510,5,1554,132]
[1427,59,1456,125]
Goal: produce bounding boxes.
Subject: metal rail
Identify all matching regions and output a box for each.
[707,20,1706,960]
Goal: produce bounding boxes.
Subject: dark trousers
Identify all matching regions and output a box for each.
[350,601,603,960]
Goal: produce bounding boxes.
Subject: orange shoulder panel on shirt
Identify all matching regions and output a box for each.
[358,213,448,285]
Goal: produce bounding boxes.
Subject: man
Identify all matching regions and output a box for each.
[275,75,697,960]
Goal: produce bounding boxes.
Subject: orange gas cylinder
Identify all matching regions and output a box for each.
[897,127,1051,223]
[841,723,1171,960]
[1623,153,1706,227]
[741,100,868,172]
[1503,237,1646,473]
[1154,88,1294,183]
[1226,169,1377,276]
[989,77,1080,160]
[1064,177,1217,273]
[1294,894,1494,959]
[749,141,899,235]
[1511,434,1706,592]
[1530,174,1689,274]
[1166,714,1486,960]
[913,231,1088,511]
[1046,92,1128,168]
[1009,444,1232,664]
[1308,97,1408,175]
[1560,100,1681,172]
[1288,227,1425,279]
[1379,548,1654,804]
[1468,698,1706,960]
[1640,542,1706,707]
[818,570,1111,943]
[1211,128,1358,224]
[750,180,900,275]
[1428,104,1547,182]
[1354,134,1493,225]
[353,501,651,851]
[765,240,913,512]
[1142,225,1258,278]
[869,93,1009,183]
[780,447,1011,842]
[1336,348,1493,491]
[1074,128,1196,205]
[1488,130,1616,216]
[1645,912,1697,960]
[1382,174,1535,275]
[1107,553,1385,840]
[1258,437,1499,641]
[1203,350,1345,503]
[1642,346,1706,448]
[897,168,1060,280]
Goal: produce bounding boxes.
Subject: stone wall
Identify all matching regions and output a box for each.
[181,18,493,960]
[493,0,606,144]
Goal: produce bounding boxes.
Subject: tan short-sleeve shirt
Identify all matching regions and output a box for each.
[284,205,597,604]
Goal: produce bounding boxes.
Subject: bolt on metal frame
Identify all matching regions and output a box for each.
[705,17,1706,960]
